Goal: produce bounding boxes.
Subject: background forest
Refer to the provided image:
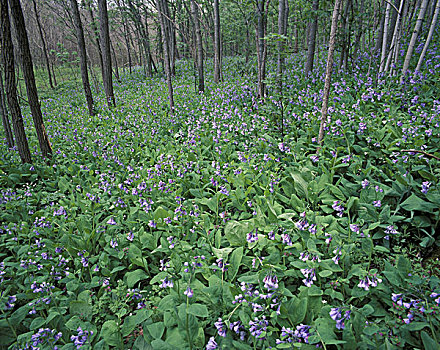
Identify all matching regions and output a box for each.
[1,0,440,349]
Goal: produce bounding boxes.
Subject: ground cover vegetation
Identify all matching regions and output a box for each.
[1,0,440,349]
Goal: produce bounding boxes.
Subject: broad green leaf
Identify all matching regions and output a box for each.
[187,303,208,317]
[126,269,149,288]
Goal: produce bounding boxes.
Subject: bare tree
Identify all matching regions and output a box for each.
[256,0,267,98]
[156,0,174,109]
[9,0,52,158]
[0,70,13,148]
[401,0,429,82]
[31,0,54,89]
[415,0,440,74]
[213,0,222,83]
[305,0,319,75]
[70,0,95,116]
[97,0,116,107]
[0,0,31,163]
[191,0,204,92]
[318,0,343,145]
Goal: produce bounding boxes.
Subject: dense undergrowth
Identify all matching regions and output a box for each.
[1,45,440,349]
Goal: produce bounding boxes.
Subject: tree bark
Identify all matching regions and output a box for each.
[191,0,204,92]
[97,0,116,107]
[276,0,287,90]
[384,0,404,73]
[414,0,440,74]
[0,0,31,163]
[213,0,222,83]
[32,0,54,90]
[318,0,343,145]
[156,0,174,109]
[70,0,95,116]
[256,0,267,98]
[401,0,429,82]
[305,0,319,75]
[379,0,392,72]
[87,0,104,83]
[9,0,52,158]
[0,69,14,148]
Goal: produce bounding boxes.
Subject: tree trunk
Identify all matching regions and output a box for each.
[305,0,319,75]
[0,69,14,148]
[32,0,54,90]
[0,0,31,163]
[384,0,405,73]
[375,0,385,52]
[97,0,115,107]
[191,0,204,92]
[156,0,174,109]
[213,0,222,83]
[318,0,343,145]
[276,0,287,90]
[256,0,267,98]
[379,0,392,72]
[70,0,94,116]
[401,0,429,82]
[111,39,120,82]
[9,0,52,158]
[87,0,104,83]
[414,0,440,74]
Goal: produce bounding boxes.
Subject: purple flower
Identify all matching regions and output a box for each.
[421,181,431,194]
[127,232,134,241]
[373,200,382,207]
[361,179,369,188]
[160,277,173,288]
[184,286,194,298]
[249,316,268,339]
[107,217,116,225]
[206,337,217,350]
[215,318,226,337]
[263,274,279,290]
[110,239,118,248]
[247,229,258,243]
[148,220,157,228]
[71,327,93,349]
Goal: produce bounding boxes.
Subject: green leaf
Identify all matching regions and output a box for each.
[70,300,93,319]
[224,220,251,246]
[421,331,440,350]
[30,317,46,330]
[318,270,333,278]
[404,321,429,331]
[187,303,209,317]
[400,194,437,213]
[146,322,165,339]
[121,308,152,337]
[228,247,243,280]
[100,320,121,347]
[126,269,149,288]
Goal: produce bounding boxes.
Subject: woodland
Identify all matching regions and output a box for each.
[0,0,440,349]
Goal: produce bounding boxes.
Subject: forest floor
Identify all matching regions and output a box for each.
[1,51,440,349]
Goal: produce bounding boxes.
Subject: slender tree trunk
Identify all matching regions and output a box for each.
[213,0,222,83]
[191,0,204,92]
[415,0,440,74]
[70,0,94,116]
[87,0,104,83]
[0,69,14,148]
[305,0,319,75]
[9,0,52,158]
[156,0,174,109]
[111,40,120,82]
[379,0,391,72]
[375,0,385,52]
[97,0,115,107]
[142,7,153,76]
[401,0,429,82]
[0,0,31,163]
[276,0,287,90]
[256,0,267,98]
[384,0,404,73]
[318,0,343,145]
[31,0,54,90]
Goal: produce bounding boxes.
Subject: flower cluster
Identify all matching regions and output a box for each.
[249,315,268,339]
[332,201,344,217]
[30,328,62,349]
[358,273,382,291]
[276,324,311,345]
[71,327,93,349]
[301,268,317,287]
[330,307,351,330]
